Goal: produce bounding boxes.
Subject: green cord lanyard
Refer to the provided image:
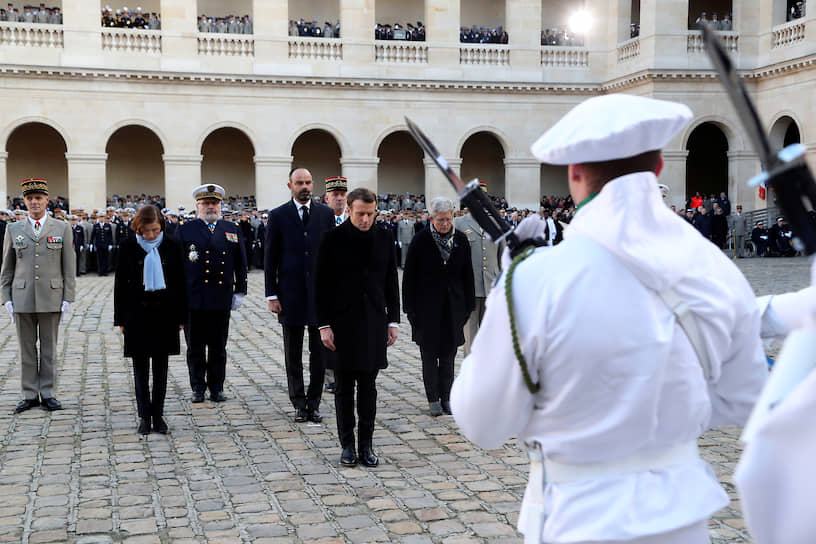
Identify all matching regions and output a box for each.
[575,192,598,213]
[504,245,540,394]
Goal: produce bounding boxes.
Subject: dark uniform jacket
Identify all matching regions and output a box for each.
[315,221,400,373]
[72,224,85,249]
[402,228,475,354]
[92,222,114,248]
[264,200,334,326]
[114,236,187,357]
[179,218,248,311]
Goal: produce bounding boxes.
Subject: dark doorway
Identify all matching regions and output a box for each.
[686,122,728,200]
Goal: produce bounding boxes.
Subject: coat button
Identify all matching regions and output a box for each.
[35,242,39,247]
[35,254,39,257]
[222,251,226,255]
[34,265,39,269]
[206,250,210,254]
[218,281,223,285]
[35,276,39,280]
[205,269,210,273]
[205,279,209,284]
[205,260,210,264]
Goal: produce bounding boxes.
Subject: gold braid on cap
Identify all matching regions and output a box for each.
[21,178,48,195]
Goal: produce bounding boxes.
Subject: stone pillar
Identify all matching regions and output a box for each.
[504,158,541,210]
[424,157,460,207]
[340,0,375,66]
[255,156,292,209]
[61,0,103,66]
[160,0,199,71]
[639,0,689,67]
[728,150,762,212]
[253,0,289,70]
[341,157,380,193]
[506,0,542,76]
[426,0,460,67]
[661,150,689,210]
[0,152,7,210]
[66,153,107,211]
[163,154,202,211]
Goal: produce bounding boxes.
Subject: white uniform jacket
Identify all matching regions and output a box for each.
[451,172,768,543]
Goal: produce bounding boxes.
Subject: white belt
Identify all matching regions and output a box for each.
[528,440,701,485]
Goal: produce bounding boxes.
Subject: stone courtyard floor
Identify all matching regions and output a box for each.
[0,257,810,544]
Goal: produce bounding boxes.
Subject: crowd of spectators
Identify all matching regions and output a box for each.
[101,6,160,29]
[459,26,509,44]
[1,3,60,23]
[541,28,584,46]
[789,1,806,20]
[198,14,252,34]
[692,11,733,30]
[375,21,425,41]
[8,194,68,212]
[288,19,339,38]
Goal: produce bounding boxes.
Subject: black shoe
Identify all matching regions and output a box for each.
[308,409,322,423]
[441,400,452,415]
[137,418,151,435]
[294,408,308,423]
[191,392,205,403]
[152,416,168,434]
[429,401,442,417]
[41,397,63,411]
[359,445,379,467]
[340,446,358,467]
[210,391,226,402]
[14,398,40,413]
[324,382,336,394]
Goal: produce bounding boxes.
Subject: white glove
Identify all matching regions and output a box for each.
[501,215,547,270]
[60,301,70,322]
[80,245,85,251]
[108,245,113,251]
[4,301,13,324]
[231,294,244,311]
[760,286,816,338]
[89,244,95,252]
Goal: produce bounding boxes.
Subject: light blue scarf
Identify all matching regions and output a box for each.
[136,232,166,292]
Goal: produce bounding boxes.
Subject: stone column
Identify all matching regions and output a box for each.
[61,0,103,66]
[0,152,7,210]
[340,0,375,67]
[341,157,380,193]
[255,156,292,209]
[661,150,689,210]
[426,0,460,67]
[163,154,202,211]
[253,0,289,69]
[424,157,459,207]
[66,153,108,211]
[639,0,689,67]
[506,0,542,76]
[160,0,199,71]
[504,158,541,210]
[728,150,762,211]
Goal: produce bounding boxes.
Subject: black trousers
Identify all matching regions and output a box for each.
[335,369,378,450]
[132,354,168,418]
[96,248,109,276]
[282,324,325,411]
[185,309,231,394]
[420,348,456,403]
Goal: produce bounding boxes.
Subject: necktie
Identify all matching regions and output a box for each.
[336,216,342,226]
[34,221,41,236]
[208,223,215,234]
[301,206,310,226]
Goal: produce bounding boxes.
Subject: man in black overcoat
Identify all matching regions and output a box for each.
[265,167,335,423]
[315,188,400,467]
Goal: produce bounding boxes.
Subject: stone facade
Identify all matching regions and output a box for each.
[0,0,813,211]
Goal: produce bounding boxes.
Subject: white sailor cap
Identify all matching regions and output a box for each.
[262,213,268,218]
[106,206,115,211]
[166,210,178,217]
[531,94,693,165]
[193,184,225,201]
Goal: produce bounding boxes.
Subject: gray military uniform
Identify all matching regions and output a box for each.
[396,219,415,267]
[1,216,76,400]
[729,211,748,258]
[455,213,503,355]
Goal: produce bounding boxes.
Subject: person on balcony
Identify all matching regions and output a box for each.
[323,21,334,38]
[721,14,733,30]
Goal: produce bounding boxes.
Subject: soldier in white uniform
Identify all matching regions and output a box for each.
[450,94,768,544]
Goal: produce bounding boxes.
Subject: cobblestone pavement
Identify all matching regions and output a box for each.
[0,257,810,544]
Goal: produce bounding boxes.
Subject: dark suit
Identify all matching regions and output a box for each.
[315,221,400,451]
[264,200,334,413]
[72,224,85,276]
[91,222,114,275]
[179,218,247,396]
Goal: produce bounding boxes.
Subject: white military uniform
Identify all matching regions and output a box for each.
[450,94,768,544]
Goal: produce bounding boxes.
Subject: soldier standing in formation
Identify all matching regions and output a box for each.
[91,213,114,276]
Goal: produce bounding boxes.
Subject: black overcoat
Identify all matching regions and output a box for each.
[113,235,187,358]
[314,221,400,373]
[402,228,475,354]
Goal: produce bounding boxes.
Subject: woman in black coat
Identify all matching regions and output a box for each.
[114,205,187,435]
[403,197,475,416]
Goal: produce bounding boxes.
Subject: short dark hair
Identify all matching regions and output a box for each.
[347,188,376,207]
[132,204,166,234]
[289,166,308,179]
[581,150,662,193]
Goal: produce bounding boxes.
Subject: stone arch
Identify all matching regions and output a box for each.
[288,123,348,159]
[105,125,166,202]
[456,126,511,158]
[200,127,256,201]
[101,119,169,155]
[769,114,802,154]
[6,122,69,202]
[460,131,506,197]
[290,129,342,193]
[685,121,729,201]
[197,121,258,155]
[2,116,73,154]
[682,116,739,152]
[376,130,424,196]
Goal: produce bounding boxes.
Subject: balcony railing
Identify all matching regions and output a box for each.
[687,30,739,53]
[375,41,428,64]
[197,33,254,57]
[541,46,589,68]
[102,28,161,54]
[617,37,640,63]
[459,44,510,66]
[0,21,63,48]
[288,37,342,61]
[772,20,806,48]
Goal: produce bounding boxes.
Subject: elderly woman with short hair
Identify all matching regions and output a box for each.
[403,197,475,416]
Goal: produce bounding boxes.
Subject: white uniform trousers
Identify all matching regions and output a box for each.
[559,521,709,544]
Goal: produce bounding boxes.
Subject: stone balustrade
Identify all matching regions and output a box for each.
[459,44,510,66]
[197,33,255,57]
[772,20,806,48]
[0,21,63,48]
[541,46,589,68]
[617,37,640,63]
[687,30,739,53]
[102,28,161,54]
[375,42,429,64]
[288,37,343,61]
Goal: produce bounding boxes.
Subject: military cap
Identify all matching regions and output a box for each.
[325,176,348,193]
[21,178,48,196]
[193,183,225,201]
